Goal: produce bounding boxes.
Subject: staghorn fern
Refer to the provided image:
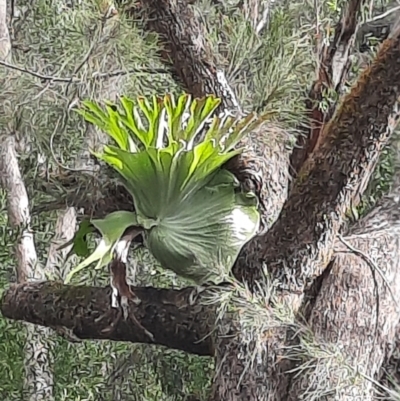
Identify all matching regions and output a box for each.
[65,93,270,285]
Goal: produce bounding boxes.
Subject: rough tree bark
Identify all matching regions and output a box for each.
[290,0,365,176]
[380,322,400,397]
[213,18,400,401]
[288,188,400,400]
[1,282,214,356]
[125,0,242,114]
[3,2,400,401]
[377,139,400,396]
[131,2,400,398]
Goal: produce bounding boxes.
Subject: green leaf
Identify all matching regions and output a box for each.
[64,211,139,284]
[57,219,94,260]
[136,96,164,147]
[104,103,129,151]
[98,146,173,219]
[78,100,109,127]
[184,96,221,145]
[71,219,94,257]
[164,93,190,143]
[119,96,150,150]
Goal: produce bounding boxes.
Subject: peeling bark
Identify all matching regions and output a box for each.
[0,281,214,356]
[0,0,11,61]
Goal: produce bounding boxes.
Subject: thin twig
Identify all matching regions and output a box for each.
[49,114,97,173]
[337,234,399,310]
[336,234,400,365]
[64,6,112,96]
[0,60,169,83]
[366,5,400,23]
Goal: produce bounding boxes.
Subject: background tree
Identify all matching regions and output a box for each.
[2,0,400,400]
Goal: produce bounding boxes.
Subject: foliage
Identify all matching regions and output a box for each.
[197,0,314,131]
[66,94,263,285]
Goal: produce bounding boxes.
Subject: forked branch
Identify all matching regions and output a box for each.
[290,0,365,175]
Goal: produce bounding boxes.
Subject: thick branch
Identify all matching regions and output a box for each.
[131,0,241,113]
[238,22,400,299]
[213,18,400,401]
[290,0,365,175]
[0,281,214,356]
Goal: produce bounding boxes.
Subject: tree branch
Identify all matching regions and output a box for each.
[290,0,365,175]
[0,59,169,82]
[0,281,214,356]
[239,19,400,297]
[134,0,242,114]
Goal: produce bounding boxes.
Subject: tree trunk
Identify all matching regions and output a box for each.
[131,2,400,399]
[130,0,242,114]
[288,193,400,400]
